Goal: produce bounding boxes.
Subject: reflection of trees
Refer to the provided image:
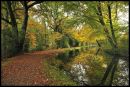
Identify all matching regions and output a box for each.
[59,48,128,86]
[95,48,101,55]
[95,48,121,86]
[70,63,87,85]
[66,48,109,85]
[112,59,129,86]
[99,55,129,86]
[99,56,119,86]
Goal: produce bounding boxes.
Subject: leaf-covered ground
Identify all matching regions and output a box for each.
[1,49,77,86]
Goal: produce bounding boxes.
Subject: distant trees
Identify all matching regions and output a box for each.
[35,2,80,48]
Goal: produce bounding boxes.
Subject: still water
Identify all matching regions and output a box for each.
[49,47,129,86]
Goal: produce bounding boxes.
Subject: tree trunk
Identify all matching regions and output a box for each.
[107,2,117,48]
[19,1,29,52]
[6,1,19,53]
[97,1,117,48]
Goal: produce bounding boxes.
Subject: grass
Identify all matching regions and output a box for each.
[42,58,78,86]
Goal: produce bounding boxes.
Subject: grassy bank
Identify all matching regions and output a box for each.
[42,58,78,86]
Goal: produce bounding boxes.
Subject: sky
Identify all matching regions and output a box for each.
[117,6,129,26]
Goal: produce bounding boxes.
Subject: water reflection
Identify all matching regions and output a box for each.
[53,48,129,86]
[112,59,129,86]
[65,48,110,85]
[56,49,80,64]
[70,63,88,85]
[99,55,119,86]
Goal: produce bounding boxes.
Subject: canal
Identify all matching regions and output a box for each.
[45,47,129,86]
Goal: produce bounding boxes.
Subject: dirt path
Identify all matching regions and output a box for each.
[1,49,64,86]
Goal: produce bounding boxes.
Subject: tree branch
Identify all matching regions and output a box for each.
[1,17,12,25]
[1,6,7,10]
[13,8,23,11]
[28,1,43,9]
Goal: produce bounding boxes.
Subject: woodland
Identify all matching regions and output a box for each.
[1,1,129,86]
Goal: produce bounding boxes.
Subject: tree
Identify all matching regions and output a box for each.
[6,1,19,53]
[1,1,43,53]
[96,1,117,48]
[19,1,43,52]
[36,2,78,48]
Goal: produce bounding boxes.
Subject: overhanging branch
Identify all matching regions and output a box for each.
[1,17,12,25]
[28,1,43,9]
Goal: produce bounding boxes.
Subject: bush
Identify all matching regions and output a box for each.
[1,29,16,59]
